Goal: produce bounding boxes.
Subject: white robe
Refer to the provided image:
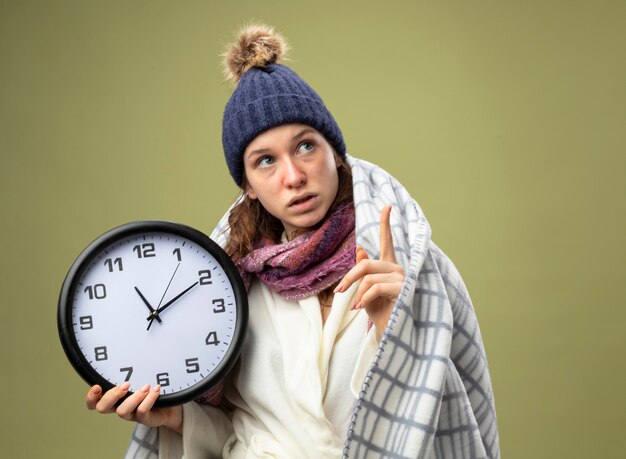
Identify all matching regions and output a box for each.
[158,280,378,458]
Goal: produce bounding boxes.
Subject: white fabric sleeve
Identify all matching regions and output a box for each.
[158,402,233,459]
[349,325,379,398]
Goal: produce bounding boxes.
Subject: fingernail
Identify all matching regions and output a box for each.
[92,386,101,395]
[153,384,161,392]
[141,384,150,392]
[354,301,362,310]
[119,382,131,391]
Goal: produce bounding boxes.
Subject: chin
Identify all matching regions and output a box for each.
[288,212,326,233]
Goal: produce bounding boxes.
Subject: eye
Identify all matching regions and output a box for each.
[297,141,314,154]
[256,155,275,168]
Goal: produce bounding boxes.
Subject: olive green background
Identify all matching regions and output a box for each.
[1,0,624,457]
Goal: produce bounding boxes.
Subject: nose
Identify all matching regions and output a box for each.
[282,157,306,188]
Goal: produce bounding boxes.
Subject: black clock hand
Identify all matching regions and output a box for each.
[155,281,199,315]
[134,286,162,323]
[147,281,199,329]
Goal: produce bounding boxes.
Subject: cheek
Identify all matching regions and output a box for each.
[245,173,278,203]
[324,158,340,185]
[322,168,339,199]
[245,182,277,214]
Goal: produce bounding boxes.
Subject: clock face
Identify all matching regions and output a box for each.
[58,222,247,406]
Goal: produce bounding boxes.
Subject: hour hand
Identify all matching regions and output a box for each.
[134,287,162,323]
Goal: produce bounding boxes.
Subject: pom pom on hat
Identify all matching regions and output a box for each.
[222,24,288,85]
[221,24,346,187]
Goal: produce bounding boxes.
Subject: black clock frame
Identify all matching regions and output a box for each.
[58,221,248,407]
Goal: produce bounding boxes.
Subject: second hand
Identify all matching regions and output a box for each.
[147,262,181,331]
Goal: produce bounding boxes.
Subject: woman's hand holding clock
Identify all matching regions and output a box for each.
[85,383,184,433]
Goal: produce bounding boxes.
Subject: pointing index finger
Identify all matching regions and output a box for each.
[380,205,396,263]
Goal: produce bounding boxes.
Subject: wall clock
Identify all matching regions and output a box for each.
[58,221,247,406]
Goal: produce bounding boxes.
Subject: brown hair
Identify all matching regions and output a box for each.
[224,154,353,262]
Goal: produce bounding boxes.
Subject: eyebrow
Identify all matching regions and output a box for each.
[247,127,318,158]
[292,127,317,140]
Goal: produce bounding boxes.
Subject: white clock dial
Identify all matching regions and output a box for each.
[59,222,247,406]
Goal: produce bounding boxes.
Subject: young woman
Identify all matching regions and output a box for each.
[86,25,499,459]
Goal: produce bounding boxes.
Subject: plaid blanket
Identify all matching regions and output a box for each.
[125,155,500,458]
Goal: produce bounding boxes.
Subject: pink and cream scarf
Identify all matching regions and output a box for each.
[237,203,356,301]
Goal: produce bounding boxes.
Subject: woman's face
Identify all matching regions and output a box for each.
[243,123,340,237]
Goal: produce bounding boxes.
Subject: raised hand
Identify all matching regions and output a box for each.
[334,205,405,338]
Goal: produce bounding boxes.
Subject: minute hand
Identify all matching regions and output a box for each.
[147,281,199,321]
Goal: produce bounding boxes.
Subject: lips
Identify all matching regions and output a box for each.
[288,193,316,207]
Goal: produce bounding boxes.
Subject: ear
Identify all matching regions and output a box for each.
[334,152,341,168]
[245,185,258,200]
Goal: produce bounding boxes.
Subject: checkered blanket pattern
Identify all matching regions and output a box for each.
[343,156,499,458]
